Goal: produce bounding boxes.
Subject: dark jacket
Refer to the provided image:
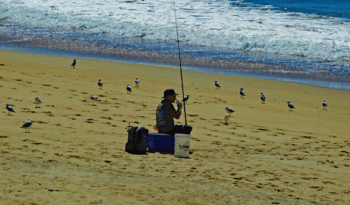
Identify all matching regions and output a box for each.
[156,99,180,133]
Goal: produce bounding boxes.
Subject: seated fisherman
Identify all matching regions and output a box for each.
[156,89,192,136]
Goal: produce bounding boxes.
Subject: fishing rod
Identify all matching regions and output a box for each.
[172,0,187,126]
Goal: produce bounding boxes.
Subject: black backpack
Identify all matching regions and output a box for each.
[125,126,148,154]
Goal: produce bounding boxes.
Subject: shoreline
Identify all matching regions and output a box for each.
[1,34,350,91]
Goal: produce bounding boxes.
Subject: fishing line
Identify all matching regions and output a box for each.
[172,0,187,126]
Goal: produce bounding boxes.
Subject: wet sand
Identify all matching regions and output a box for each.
[1,50,350,204]
[2,34,350,83]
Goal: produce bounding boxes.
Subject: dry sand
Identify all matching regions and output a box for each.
[1,50,350,204]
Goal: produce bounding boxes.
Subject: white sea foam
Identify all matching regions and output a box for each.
[1,0,350,62]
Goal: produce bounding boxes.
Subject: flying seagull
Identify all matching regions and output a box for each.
[126,84,132,93]
[224,114,229,125]
[182,95,189,103]
[322,100,327,110]
[135,78,140,87]
[90,95,98,100]
[287,101,295,111]
[71,59,76,69]
[34,96,41,108]
[98,79,103,88]
[240,87,246,99]
[225,106,235,116]
[21,119,33,133]
[6,103,15,115]
[261,92,266,103]
[215,81,220,89]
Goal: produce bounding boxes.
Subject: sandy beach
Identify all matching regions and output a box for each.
[1,50,350,204]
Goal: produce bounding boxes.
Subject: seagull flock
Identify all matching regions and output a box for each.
[214,81,329,124]
[2,58,331,132]
[5,59,146,132]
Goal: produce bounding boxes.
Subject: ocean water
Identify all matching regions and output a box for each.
[1,0,350,89]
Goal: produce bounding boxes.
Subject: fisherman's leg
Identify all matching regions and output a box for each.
[171,125,193,135]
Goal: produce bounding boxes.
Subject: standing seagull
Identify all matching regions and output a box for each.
[71,59,76,69]
[6,103,15,115]
[126,84,132,93]
[215,81,221,89]
[224,114,230,125]
[135,78,140,87]
[34,96,41,108]
[182,95,189,103]
[260,92,266,103]
[21,119,33,133]
[98,79,103,89]
[225,106,235,116]
[240,87,246,99]
[322,100,327,110]
[90,95,98,100]
[287,101,295,111]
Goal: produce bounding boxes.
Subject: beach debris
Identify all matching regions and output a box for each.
[261,92,266,103]
[322,100,327,110]
[6,103,15,115]
[215,81,220,89]
[224,114,229,125]
[135,77,140,87]
[287,101,295,111]
[71,58,76,69]
[126,84,132,93]
[90,95,98,100]
[21,119,33,133]
[182,95,189,103]
[225,106,235,116]
[98,79,103,88]
[34,96,41,108]
[240,87,246,99]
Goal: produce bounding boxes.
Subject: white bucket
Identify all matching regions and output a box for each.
[174,134,191,158]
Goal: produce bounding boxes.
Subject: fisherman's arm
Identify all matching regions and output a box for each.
[167,103,182,119]
[174,103,182,119]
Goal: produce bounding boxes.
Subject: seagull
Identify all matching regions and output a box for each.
[215,81,220,89]
[225,106,235,116]
[6,103,15,115]
[135,78,140,87]
[287,101,295,111]
[182,95,189,103]
[261,92,266,103]
[34,96,41,108]
[71,58,76,69]
[224,114,229,125]
[98,79,103,88]
[322,100,327,110]
[90,95,98,100]
[240,87,246,99]
[21,119,33,133]
[126,84,132,93]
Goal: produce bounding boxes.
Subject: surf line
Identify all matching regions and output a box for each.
[172,0,188,125]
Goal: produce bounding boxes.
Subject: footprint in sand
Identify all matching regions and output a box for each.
[257,128,269,131]
[192,137,201,141]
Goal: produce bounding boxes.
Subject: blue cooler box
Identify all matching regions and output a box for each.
[148,132,174,152]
